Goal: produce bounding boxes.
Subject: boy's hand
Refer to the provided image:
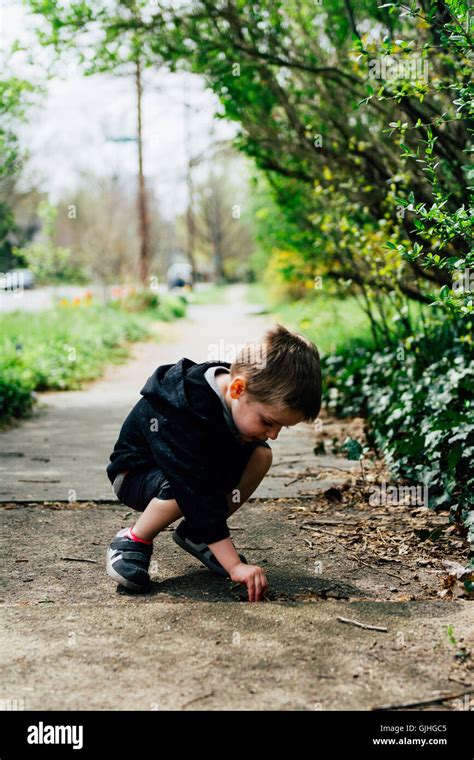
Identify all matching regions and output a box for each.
[230,562,268,602]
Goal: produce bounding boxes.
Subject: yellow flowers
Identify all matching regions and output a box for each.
[59,290,94,308]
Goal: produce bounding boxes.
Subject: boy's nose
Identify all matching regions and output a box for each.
[268,427,281,440]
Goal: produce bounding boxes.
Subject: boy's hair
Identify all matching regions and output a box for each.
[230,323,322,422]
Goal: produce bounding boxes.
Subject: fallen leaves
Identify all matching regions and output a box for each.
[438,560,474,600]
[287,478,470,599]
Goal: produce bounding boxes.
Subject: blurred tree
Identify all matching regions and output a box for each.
[0,69,38,270]
[52,172,168,284]
[175,150,256,282]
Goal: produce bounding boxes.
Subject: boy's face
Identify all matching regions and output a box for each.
[227,375,305,442]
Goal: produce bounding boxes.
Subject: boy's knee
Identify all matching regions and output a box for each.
[252,445,273,471]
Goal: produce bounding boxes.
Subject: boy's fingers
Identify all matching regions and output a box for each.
[247,580,254,602]
[245,570,269,602]
[251,577,261,602]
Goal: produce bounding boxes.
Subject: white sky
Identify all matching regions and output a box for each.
[1,0,239,219]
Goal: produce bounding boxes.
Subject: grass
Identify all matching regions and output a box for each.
[0,292,186,424]
[273,297,375,355]
[245,284,374,355]
[245,282,432,356]
[245,282,269,306]
[186,283,229,305]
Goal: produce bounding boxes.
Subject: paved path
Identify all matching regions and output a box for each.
[0,284,355,502]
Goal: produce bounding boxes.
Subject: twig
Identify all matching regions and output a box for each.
[372,687,474,711]
[302,519,359,527]
[312,464,357,472]
[18,479,61,483]
[286,475,312,486]
[181,690,215,709]
[300,524,351,538]
[337,616,388,632]
[448,676,472,687]
[376,527,388,546]
[60,557,98,564]
[346,552,405,581]
[346,552,379,571]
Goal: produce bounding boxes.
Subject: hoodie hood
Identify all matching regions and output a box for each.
[140,357,231,421]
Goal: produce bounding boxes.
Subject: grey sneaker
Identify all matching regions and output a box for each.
[172,520,247,578]
[106,528,153,592]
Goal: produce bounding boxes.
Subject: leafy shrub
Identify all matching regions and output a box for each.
[322,322,473,551]
[1,290,188,424]
[0,372,35,422]
[0,302,153,422]
[119,290,187,319]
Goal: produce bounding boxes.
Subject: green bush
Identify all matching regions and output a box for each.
[322,323,474,551]
[0,301,155,423]
[119,290,187,319]
[0,372,35,422]
[0,292,188,424]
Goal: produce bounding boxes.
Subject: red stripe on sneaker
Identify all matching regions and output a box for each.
[129,528,153,545]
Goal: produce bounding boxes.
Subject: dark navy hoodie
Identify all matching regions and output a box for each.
[106,358,268,544]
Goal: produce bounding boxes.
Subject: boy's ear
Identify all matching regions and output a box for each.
[229,377,246,399]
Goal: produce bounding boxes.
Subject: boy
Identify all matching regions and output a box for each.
[105,323,322,602]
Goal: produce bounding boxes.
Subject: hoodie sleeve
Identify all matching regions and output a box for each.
[143,402,230,545]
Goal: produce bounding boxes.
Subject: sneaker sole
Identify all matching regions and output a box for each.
[106,548,150,592]
[172,531,229,578]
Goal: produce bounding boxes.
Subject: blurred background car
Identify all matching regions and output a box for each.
[166,262,193,291]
